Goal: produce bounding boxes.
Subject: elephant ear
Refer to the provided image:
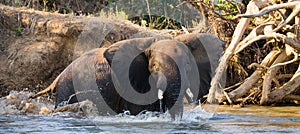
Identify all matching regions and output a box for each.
[103,38,157,103]
[104,37,156,66]
[175,33,225,55]
[175,33,225,101]
[174,33,202,51]
[174,33,225,75]
[194,33,225,76]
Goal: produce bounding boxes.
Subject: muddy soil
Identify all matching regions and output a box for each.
[0,4,173,97]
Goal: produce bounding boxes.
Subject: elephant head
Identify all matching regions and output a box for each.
[104,38,194,119]
[144,40,196,119]
[175,33,225,103]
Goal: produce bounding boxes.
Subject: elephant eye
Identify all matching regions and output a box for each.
[152,63,157,67]
[152,63,160,71]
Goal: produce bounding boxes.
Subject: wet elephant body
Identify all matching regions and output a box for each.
[33,38,192,119]
[32,33,225,118]
[53,48,120,113]
[104,39,191,118]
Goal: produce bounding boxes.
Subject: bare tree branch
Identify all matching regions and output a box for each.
[221,50,280,103]
[235,32,300,54]
[235,1,300,18]
[269,46,298,70]
[260,48,292,105]
[273,4,300,32]
[208,0,268,103]
[267,62,300,104]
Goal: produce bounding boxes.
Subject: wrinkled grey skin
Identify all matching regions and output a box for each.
[32,38,193,119]
[175,33,225,103]
[105,39,193,119]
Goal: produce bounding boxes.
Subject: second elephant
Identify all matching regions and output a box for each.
[175,33,225,103]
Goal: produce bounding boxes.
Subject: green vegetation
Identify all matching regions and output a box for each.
[15,1,20,7]
[115,11,128,19]
[129,15,183,30]
[99,10,128,20]
[15,26,21,35]
[205,0,241,19]
[104,0,202,30]
[216,0,238,18]
[1,0,246,30]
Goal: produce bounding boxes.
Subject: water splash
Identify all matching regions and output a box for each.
[0,91,54,115]
[89,104,213,124]
[182,104,214,123]
[0,91,214,124]
[1,92,299,133]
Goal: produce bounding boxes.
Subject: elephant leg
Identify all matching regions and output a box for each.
[166,97,183,120]
[55,80,78,108]
[164,89,184,120]
[54,66,79,108]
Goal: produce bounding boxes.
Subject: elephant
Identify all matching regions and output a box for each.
[31,37,195,119]
[175,33,225,103]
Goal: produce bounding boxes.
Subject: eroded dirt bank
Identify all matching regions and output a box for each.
[0,4,173,96]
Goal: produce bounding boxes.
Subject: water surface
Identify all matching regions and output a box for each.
[0,91,299,133]
[1,105,299,133]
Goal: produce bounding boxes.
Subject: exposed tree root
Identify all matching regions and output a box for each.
[266,63,300,104]
[284,94,300,104]
[221,50,280,103]
[208,0,300,105]
[207,0,269,103]
[261,47,293,105]
[224,81,243,92]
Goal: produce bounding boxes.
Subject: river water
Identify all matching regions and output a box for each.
[0,91,300,133]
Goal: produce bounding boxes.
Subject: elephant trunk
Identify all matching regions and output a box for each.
[153,71,184,119]
[155,72,167,92]
[166,76,186,120]
[164,85,183,120]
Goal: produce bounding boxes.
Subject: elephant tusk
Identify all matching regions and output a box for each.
[186,88,194,99]
[158,89,164,100]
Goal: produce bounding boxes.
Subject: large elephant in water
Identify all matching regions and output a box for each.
[31,37,195,119]
[175,33,225,103]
